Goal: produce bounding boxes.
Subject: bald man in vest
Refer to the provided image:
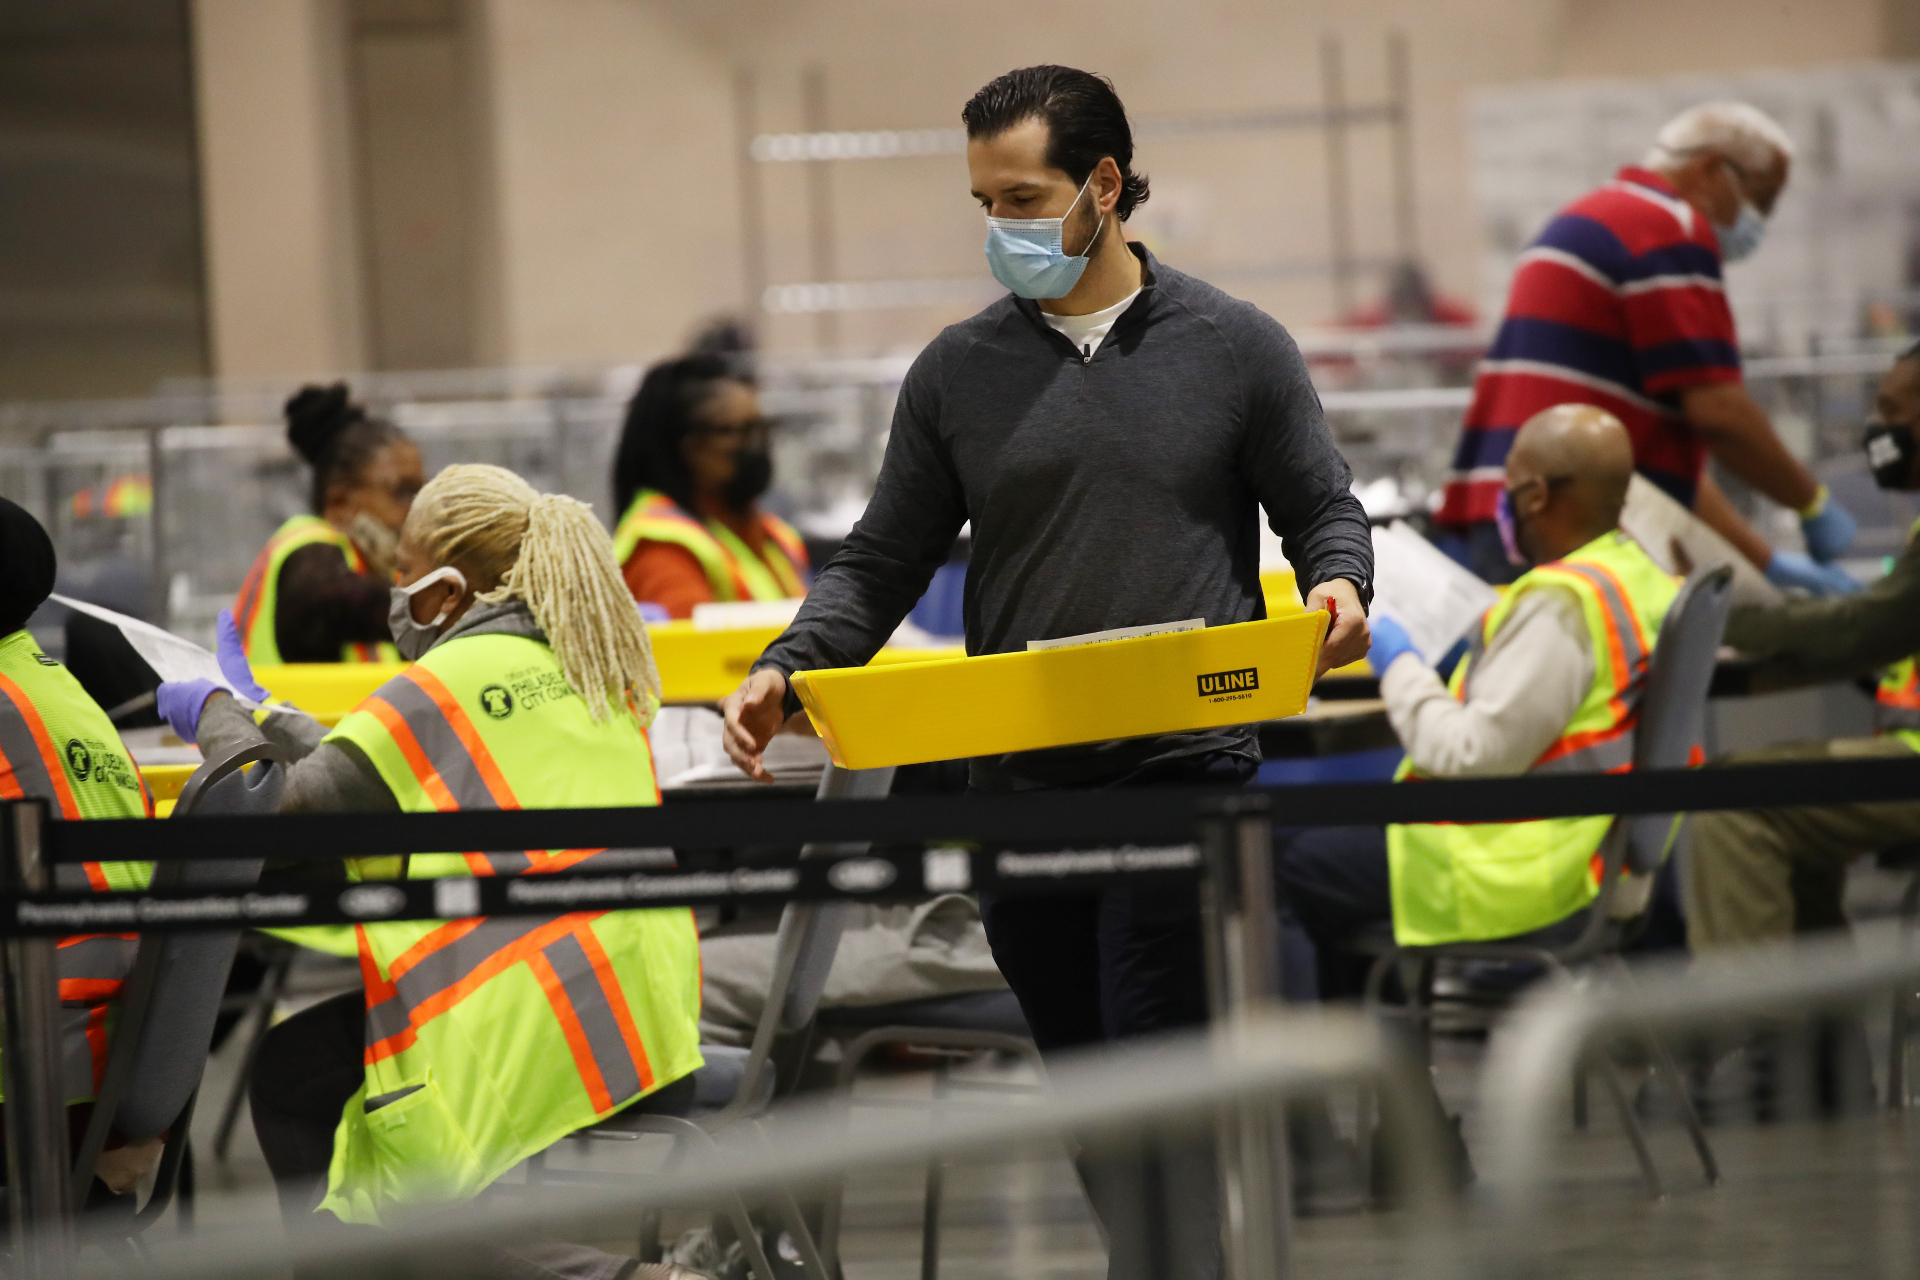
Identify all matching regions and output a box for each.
[1275,405,1681,998]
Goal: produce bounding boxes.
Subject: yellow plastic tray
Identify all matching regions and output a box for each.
[791,612,1328,770]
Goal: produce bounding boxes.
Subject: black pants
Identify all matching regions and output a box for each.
[1269,825,1394,1001]
[980,751,1254,1280]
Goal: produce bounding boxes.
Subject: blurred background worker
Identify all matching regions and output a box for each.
[233,384,422,665]
[1688,343,1920,950]
[1275,406,1672,994]
[723,65,1374,1280]
[157,465,701,1276]
[611,352,809,620]
[1433,102,1860,596]
[0,497,163,1200]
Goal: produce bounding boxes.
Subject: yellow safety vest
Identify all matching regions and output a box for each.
[610,490,808,604]
[234,515,401,665]
[316,630,702,1224]
[0,630,152,1103]
[1876,518,1920,754]
[1387,531,1679,946]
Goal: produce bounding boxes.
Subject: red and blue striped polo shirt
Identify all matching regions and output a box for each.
[1435,167,1741,531]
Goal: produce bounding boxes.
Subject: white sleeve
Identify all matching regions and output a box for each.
[1379,586,1594,778]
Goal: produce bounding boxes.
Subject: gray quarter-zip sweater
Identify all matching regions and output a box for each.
[754,245,1374,791]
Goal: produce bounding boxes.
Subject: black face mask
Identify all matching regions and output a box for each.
[1865,422,1918,491]
[721,448,773,510]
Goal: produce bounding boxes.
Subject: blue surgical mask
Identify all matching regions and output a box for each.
[983,174,1102,300]
[1714,201,1766,263]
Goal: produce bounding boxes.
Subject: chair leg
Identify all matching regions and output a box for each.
[1595,1055,1663,1200]
[1891,986,1911,1112]
[1572,1054,1589,1131]
[1639,1020,1719,1186]
[921,1058,949,1280]
[920,1158,943,1280]
[723,1192,782,1280]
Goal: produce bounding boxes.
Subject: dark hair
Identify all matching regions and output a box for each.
[284,383,406,515]
[613,354,750,517]
[961,65,1149,221]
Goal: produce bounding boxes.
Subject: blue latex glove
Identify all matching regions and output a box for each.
[156,679,224,745]
[1800,490,1858,563]
[1368,613,1420,674]
[214,608,269,702]
[1764,550,1862,597]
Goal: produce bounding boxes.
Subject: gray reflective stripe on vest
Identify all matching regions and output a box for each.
[1529,728,1638,775]
[0,690,65,812]
[1554,562,1649,689]
[540,931,643,1099]
[57,935,138,988]
[374,676,503,810]
[1879,705,1920,731]
[364,915,550,1048]
[373,675,527,875]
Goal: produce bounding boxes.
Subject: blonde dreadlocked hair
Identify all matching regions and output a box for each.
[403,464,662,723]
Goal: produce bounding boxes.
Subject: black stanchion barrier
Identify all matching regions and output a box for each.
[5,753,1919,1277]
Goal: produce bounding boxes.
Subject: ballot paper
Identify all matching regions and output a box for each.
[1618,474,1781,609]
[1368,521,1500,664]
[50,594,237,693]
[1027,618,1205,652]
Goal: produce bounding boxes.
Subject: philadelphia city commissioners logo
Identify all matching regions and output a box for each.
[65,739,92,780]
[478,685,515,720]
[1196,668,1259,700]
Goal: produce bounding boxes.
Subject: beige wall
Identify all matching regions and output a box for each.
[477,0,739,366]
[186,0,1911,378]
[192,0,368,379]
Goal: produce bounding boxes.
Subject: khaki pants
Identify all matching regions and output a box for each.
[1687,735,1920,950]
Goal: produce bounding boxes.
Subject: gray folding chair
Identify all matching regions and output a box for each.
[70,741,286,1252]
[529,761,895,1280]
[1360,562,1734,1197]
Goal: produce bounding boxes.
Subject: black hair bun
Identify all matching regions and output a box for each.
[284,383,365,466]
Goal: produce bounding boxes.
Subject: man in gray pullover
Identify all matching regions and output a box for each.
[723,66,1373,1277]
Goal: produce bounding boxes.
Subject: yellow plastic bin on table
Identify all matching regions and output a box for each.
[792,612,1329,770]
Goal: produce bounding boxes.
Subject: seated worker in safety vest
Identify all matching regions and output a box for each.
[1687,341,1920,950]
[610,352,809,619]
[1273,405,1679,997]
[158,466,703,1274]
[0,497,160,1198]
[233,383,423,664]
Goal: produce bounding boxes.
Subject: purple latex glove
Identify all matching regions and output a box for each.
[156,679,225,745]
[215,608,269,702]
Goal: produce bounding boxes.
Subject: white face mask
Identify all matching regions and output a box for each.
[387,565,467,661]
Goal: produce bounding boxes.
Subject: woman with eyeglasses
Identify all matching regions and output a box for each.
[233,383,425,663]
[610,353,809,619]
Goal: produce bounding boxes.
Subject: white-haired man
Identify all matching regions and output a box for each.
[1435,102,1858,595]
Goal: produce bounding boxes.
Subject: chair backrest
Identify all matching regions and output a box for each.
[727,761,894,1117]
[71,743,286,1197]
[1623,562,1734,872]
[778,762,897,1031]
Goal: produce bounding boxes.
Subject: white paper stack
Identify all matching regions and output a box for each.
[1368,521,1502,664]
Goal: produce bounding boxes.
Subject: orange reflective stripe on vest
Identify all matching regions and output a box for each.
[358,913,655,1111]
[362,667,619,876]
[1525,559,1650,773]
[0,671,84,819]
